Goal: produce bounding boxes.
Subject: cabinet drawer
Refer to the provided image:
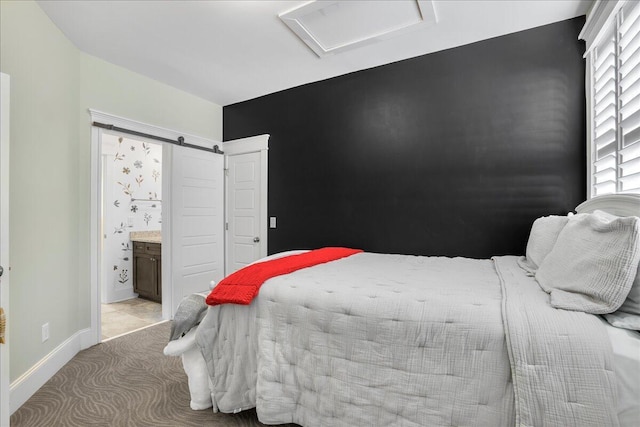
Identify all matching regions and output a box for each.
[145,243,161,255]
[132,241,161,254]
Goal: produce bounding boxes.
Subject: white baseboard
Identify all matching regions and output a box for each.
[9,328,93,414]
[103,288,137,304]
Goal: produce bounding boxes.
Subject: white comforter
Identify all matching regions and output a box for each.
[195,253,619,426]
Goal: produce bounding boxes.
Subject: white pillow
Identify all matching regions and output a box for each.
[617,276,640,316]
[592,210,640,329]
[535,213,640,314]
[517,215,569,274]
[603,311,640,331]
[251,249,309,265]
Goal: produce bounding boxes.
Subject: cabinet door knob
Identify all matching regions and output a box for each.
[253,237,260,243]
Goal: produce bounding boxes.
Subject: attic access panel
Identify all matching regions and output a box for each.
[279,0,438,57]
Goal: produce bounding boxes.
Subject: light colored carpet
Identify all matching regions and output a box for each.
[11,321,298,427]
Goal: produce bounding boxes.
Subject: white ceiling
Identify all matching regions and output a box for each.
[37,0,592,106]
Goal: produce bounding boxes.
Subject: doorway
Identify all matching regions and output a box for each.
[100,133,163,340]
[223,134,269,274]
[0,71,11,427]
[89,109,228,346]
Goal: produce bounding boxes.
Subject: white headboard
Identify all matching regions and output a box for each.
[575,194,640,217]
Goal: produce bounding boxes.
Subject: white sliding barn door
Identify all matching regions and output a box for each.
[169,145,224,314]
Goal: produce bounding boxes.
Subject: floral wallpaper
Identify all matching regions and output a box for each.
[102,134,162,303]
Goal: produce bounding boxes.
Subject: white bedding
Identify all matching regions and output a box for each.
[601,317,640,427]
[194,253,623,426]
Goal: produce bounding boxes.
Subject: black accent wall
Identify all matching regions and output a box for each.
[224,17,586,258]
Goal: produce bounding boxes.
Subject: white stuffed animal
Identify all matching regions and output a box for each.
[163,327,216,411]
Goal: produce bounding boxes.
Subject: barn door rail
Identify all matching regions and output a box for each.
[92,121,224,154]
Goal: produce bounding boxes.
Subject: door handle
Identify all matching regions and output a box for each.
[253,237,260,243]
[0,307,5,344]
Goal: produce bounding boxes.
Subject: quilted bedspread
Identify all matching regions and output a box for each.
[195,253,619,427]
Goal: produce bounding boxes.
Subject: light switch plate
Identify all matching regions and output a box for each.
[42,323,49,343]
[269,217,277,228]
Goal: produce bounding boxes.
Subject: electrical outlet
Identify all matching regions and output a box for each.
[42,323,49,343]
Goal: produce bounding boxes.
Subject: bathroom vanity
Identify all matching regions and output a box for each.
[130,231,161,303]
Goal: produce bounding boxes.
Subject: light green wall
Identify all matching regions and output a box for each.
[1,0,222,382]
[1,0,82,382]
[79,54,222,139]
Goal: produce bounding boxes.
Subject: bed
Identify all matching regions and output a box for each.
[165,194,640,427]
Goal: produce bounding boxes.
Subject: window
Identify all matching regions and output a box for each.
[589,0,640,196]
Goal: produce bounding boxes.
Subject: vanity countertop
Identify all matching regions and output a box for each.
[130,230,161,244]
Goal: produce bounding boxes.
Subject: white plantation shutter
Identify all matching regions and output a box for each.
[590,0,640,196]
[619,1,640,193]
[593,29,618,195]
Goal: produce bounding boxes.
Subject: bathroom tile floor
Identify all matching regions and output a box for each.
[101,298,163,340]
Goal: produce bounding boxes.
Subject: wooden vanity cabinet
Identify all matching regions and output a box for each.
[133,242,162,303]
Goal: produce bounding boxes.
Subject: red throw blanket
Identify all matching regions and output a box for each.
[206,247,363,306]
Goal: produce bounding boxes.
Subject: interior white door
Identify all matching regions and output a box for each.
[226,151,263,273]
[0,72,10,426]
[170,145,224,313]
